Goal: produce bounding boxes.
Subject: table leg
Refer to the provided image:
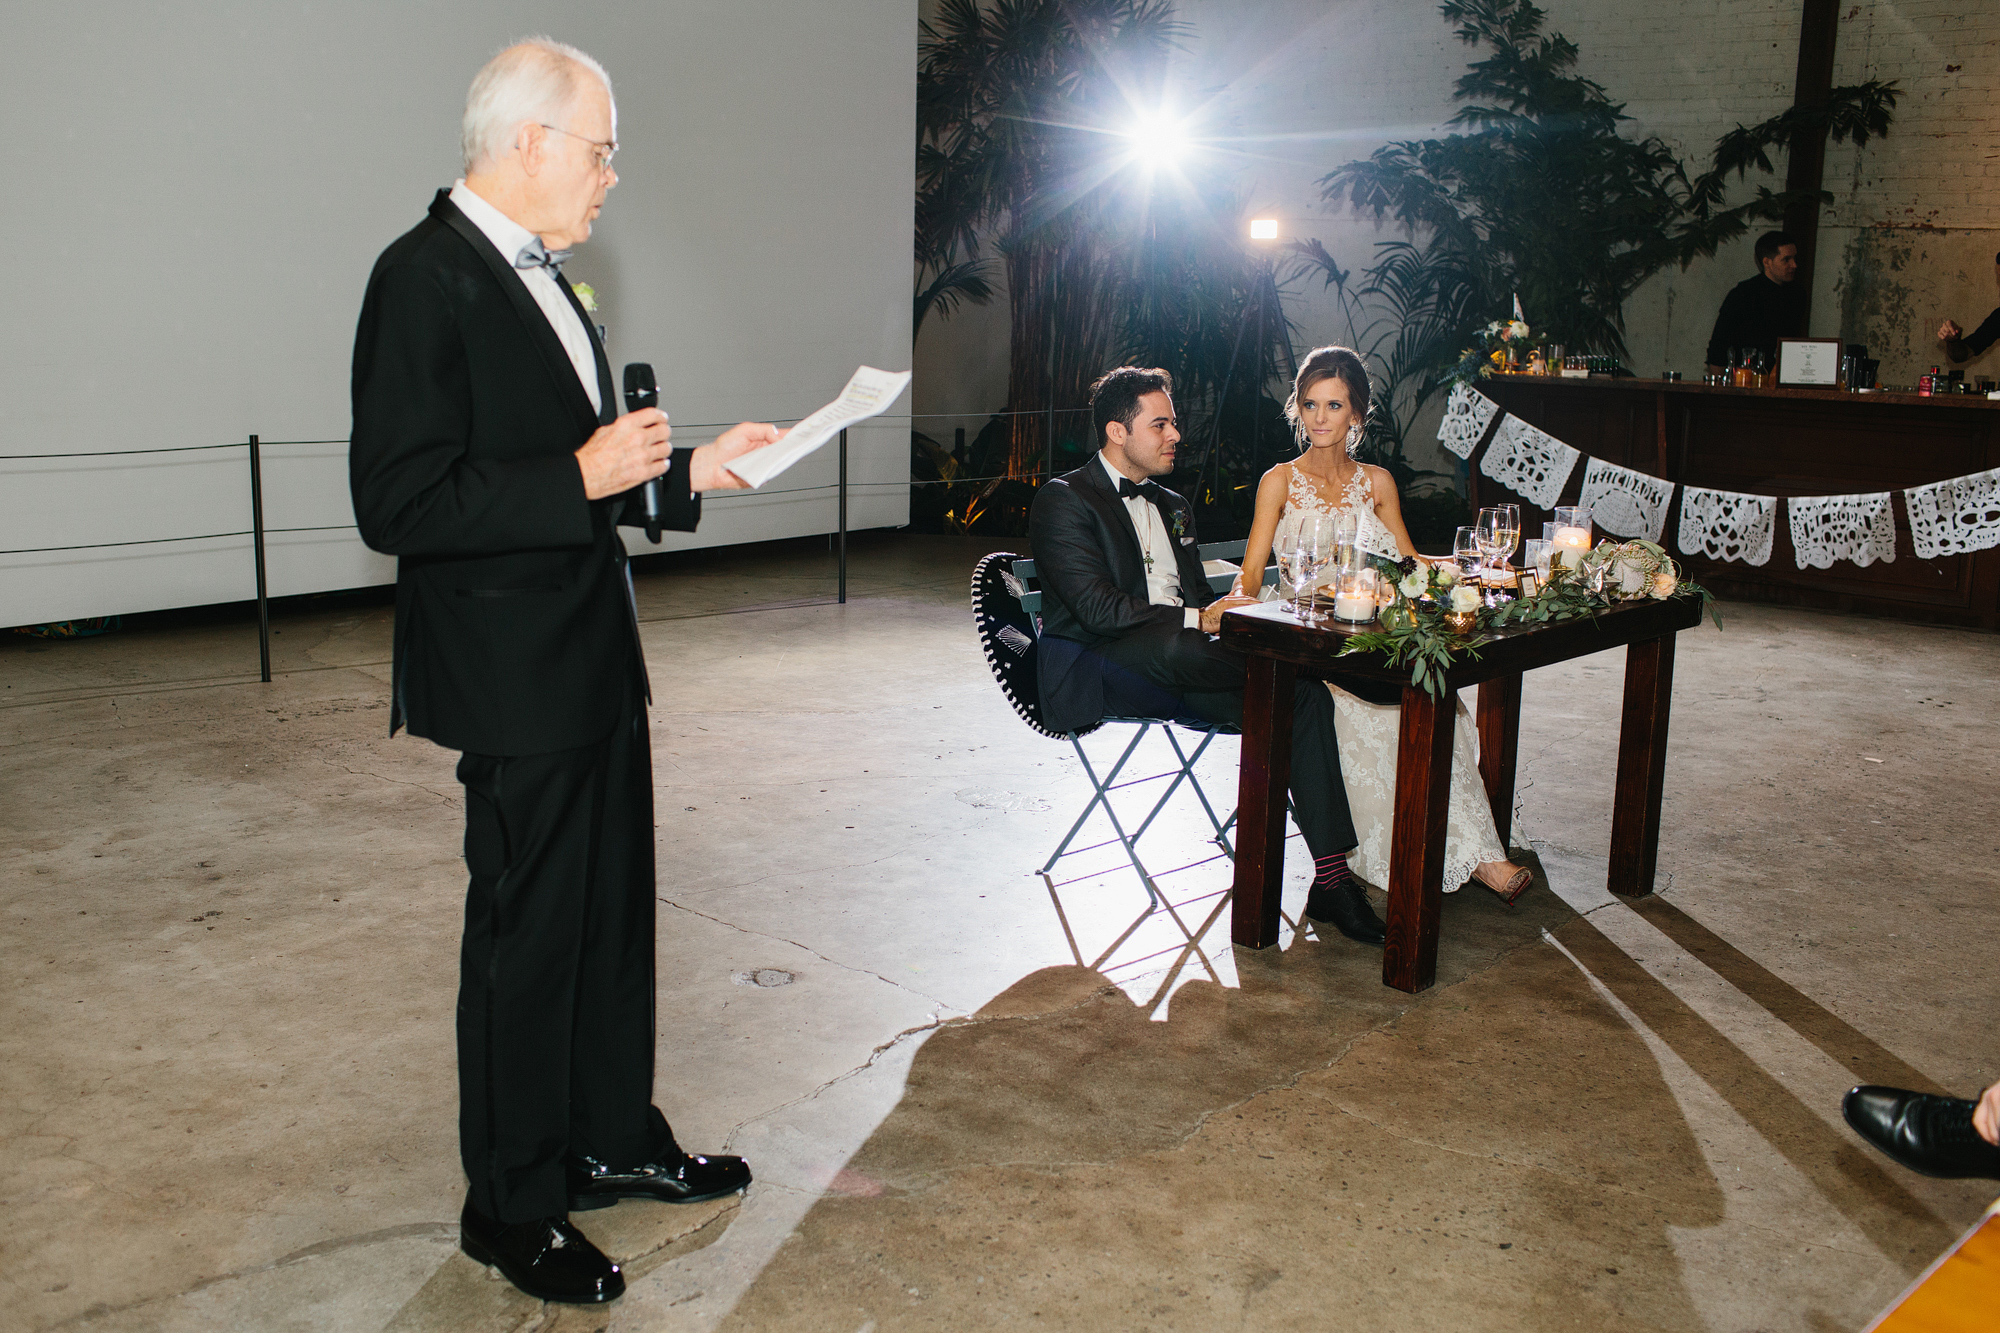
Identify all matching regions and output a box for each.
[1609,634,1676,897]
[1383,683,1456,993]
[1231,653,1295,949]
[1475,672,1523,848]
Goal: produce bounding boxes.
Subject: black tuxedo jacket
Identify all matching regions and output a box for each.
[350,190,701,756]
[1027,458,1216,731]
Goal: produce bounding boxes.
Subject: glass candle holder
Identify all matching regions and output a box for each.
[1523,538,1552,579]
[1550,506,1593,569]
[1332,567,1378,623]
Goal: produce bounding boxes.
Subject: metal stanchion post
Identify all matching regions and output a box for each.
[837,427,848,604]
[248,434,271,682]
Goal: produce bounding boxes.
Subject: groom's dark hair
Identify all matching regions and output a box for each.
[1090,367,1174,445]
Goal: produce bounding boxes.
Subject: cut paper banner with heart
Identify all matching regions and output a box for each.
[1576,458,1676,543]
[1788,492,1897,570]
[1904,466,2000,559]
[1479,414,1581,509]
[1437,383,1499,460]
[1678,487,1777,566]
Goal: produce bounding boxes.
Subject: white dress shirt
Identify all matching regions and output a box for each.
[449,181,602,417]
[1099,453,1201,630]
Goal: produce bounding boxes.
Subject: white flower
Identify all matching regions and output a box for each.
[572,282,598,314]
[1448,584,1481,614]
[1616,558,1648,595]
[1506,320,1529,341]
[1399,571,1428,599]
[1433,563,1460,586]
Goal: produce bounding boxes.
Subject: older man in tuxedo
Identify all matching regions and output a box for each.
[1027,367,1383,947]
[350,38,774,1305]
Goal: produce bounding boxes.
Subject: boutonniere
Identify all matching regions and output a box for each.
[572,282,598,314]
[1169,509,1188,540]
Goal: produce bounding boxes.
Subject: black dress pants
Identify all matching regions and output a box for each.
[1083,622,1361,858]
[454,684,667,1222]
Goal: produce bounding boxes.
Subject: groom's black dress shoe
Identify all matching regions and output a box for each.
[1842,1085,2000,1180]
[1303,880,1387,946]
[459,1203,623,1304]
[568,1147,753,1210]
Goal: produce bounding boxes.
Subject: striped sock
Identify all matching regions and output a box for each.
[1310,850,1353,895]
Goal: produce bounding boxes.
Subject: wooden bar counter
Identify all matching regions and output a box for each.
[1472,376,2000,629]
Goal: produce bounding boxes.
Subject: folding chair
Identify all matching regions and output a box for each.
[970,546,1265,905]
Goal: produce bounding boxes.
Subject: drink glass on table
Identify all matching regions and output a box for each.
[1476,508,1507,581]
[1453,525,1483,581]
[1295,514,1338,616]
[1497,503,1521,570]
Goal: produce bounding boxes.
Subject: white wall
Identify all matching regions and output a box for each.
[0,0,915,627]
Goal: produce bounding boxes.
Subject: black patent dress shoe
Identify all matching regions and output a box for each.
[1842,1085,2000,1180]
[1303,880,1387,946]
[568,1148,753,1210]
[459,1203,623,1304]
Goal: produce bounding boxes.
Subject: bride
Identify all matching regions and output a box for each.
[1233,345,1533,905]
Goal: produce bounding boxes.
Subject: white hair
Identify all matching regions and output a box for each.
[462,37,614,174]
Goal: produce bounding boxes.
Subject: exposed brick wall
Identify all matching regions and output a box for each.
[912,1,2000,450]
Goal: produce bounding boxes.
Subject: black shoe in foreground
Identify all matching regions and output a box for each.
[1842,1085,2000,1180]
[568,1148,753,1211]
[459,1203,623,1304]
[1303,880,1387,946]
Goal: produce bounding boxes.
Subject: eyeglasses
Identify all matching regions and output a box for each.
[539,123,617,171]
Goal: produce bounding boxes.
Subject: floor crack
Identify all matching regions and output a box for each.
[658,897,956,1011]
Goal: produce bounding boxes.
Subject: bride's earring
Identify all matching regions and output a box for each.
[1345,422,1363,457]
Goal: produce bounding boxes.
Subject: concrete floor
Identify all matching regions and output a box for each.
[3,531,1997,1333]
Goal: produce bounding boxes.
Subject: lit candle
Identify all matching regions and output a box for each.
[1332,568,1377,623]
[1553,526,1591,568]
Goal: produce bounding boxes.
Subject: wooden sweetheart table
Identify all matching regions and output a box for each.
[1219,594,1703,993]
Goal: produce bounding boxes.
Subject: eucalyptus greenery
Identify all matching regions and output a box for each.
[1339,541,1719,696]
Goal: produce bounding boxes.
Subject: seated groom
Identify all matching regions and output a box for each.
[1027,367,1383,944]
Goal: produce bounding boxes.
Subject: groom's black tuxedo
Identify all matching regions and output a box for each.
[350,190,696,1224]
[1028,456,1358,857]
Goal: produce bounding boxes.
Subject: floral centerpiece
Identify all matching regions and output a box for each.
[1344,541,1718,696]
[1450,296,1537,385]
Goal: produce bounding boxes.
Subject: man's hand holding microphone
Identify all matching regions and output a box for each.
[574,412,784,499]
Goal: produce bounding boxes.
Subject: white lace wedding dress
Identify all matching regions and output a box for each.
[1283,465,1506,891]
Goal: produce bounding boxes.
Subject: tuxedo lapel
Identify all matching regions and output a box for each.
[429,192,600,436]
[1070,458,1147,596]
[557,271,618,426]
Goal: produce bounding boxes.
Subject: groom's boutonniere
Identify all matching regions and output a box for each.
[1169,508,1188,541]
[571,282,598,314]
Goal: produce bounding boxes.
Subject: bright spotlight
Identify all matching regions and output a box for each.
[1125,113,1189,168]
[1249,218,1279,240]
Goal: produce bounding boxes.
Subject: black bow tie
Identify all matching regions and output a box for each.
[1117,477,1167,506]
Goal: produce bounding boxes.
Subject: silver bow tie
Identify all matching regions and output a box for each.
[514,237,572,273]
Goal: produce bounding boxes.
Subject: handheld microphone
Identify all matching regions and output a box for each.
[623,362,664,544]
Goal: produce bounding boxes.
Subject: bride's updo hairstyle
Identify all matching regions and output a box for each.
[1284,345,1371,458]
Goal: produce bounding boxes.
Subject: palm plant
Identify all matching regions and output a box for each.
[1300,0,1900,470]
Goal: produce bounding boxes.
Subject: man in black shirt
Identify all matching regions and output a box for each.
[1937,251,2000,365]
[1704,230,1808,374]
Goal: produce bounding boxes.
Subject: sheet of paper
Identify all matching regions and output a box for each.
[723,365,912,489]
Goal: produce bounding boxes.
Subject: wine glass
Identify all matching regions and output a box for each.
[1453,525,1483,581]
[1475,508,1506,582]
[1294,514,1339,614]
[1498,503,1521,569]
[1273,516,1307,614]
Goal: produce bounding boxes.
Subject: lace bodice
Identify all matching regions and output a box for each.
[1285,464,1402,559]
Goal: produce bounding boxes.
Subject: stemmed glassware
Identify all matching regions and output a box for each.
[1497,503,1521,570]
[1475,508,1506,581]
[1292,514,1339,617]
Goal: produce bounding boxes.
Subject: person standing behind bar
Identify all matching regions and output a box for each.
[1704,230,1807,376]
[1936,251,2000,366]
[349,37,778,1306]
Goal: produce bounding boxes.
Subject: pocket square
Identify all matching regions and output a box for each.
[1179,535,1195,545]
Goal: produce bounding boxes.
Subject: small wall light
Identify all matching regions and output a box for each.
[1249,218,1279,241]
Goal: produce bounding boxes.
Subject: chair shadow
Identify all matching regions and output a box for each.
[716,865,1735,1330]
